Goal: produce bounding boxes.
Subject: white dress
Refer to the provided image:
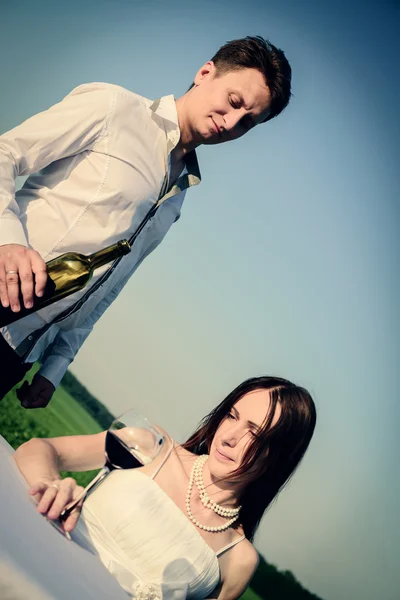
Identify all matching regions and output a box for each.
[0,435,129,600]
[72,443,245,600]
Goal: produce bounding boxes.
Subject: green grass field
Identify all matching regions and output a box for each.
[0,365,102,486]
[39,384,102,437]
[241,587,263,600]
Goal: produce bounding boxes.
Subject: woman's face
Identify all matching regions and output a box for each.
[208,389,281,480]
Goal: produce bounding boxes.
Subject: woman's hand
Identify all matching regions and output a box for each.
[29,476,84,532]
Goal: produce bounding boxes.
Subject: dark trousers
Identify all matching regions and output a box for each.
[0,334,33,401]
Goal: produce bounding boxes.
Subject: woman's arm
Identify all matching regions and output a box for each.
[13,431,107,485]
[13,432,107,532]
[215,542,259,600]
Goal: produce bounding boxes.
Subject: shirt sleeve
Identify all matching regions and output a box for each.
[38,269,132,388]
[0,83,114,247]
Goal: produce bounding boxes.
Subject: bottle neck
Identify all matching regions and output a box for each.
[87,240,131,270]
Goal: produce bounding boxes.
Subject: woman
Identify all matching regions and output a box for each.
[13,376,316,600]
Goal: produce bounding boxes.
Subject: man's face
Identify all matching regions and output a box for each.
[179,63,271,147]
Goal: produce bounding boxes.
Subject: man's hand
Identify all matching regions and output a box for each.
[0,244,47,311]
[17,374,55,409]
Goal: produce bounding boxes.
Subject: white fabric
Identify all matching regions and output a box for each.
[0,83,200,387]
[0,435,129,600]
[72,469,221,599]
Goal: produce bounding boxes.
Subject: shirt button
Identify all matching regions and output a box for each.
[28,335,33,341]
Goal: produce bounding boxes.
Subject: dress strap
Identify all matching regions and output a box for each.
[150,436,175,480]
[216,535,246,557]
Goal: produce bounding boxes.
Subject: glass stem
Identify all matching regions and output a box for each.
[59,466,110,522]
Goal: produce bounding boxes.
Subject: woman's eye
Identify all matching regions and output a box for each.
[228,413,236,420]
[229,96,239,109]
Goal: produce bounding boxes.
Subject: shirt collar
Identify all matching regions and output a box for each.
[149,95,180,151]
[149,96,201,189]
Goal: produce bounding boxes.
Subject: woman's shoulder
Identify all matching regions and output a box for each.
[138,426,195,478]
[156,427,197,465]
[218,539,259,599]
[221,536,258,566]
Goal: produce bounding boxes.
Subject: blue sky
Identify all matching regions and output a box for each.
[1,1,399,599]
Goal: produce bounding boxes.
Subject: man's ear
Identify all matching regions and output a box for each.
[193,61,216,86]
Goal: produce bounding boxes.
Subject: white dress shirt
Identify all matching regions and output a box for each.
[0,83,201,386]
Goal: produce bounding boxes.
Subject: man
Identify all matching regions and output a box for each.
[0,36,291,408]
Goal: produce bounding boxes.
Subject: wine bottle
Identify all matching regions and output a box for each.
[0,240,131,327]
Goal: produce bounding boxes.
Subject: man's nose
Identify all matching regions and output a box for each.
[224,108,246,131]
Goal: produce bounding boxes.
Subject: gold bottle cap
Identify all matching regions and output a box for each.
[118,240,131,255]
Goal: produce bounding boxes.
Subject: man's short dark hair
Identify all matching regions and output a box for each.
[191,35,292,122]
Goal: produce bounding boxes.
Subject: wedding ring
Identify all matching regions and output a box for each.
[49,483,60,491]
[5,270,18,275]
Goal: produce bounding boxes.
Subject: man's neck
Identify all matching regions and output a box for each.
[174,95,200,160]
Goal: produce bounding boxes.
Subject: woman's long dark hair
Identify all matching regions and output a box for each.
[183,376,316,541]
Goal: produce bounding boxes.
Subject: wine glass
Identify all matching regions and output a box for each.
[59,409,165,523]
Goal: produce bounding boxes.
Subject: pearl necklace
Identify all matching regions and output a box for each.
[185,455,241,533]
